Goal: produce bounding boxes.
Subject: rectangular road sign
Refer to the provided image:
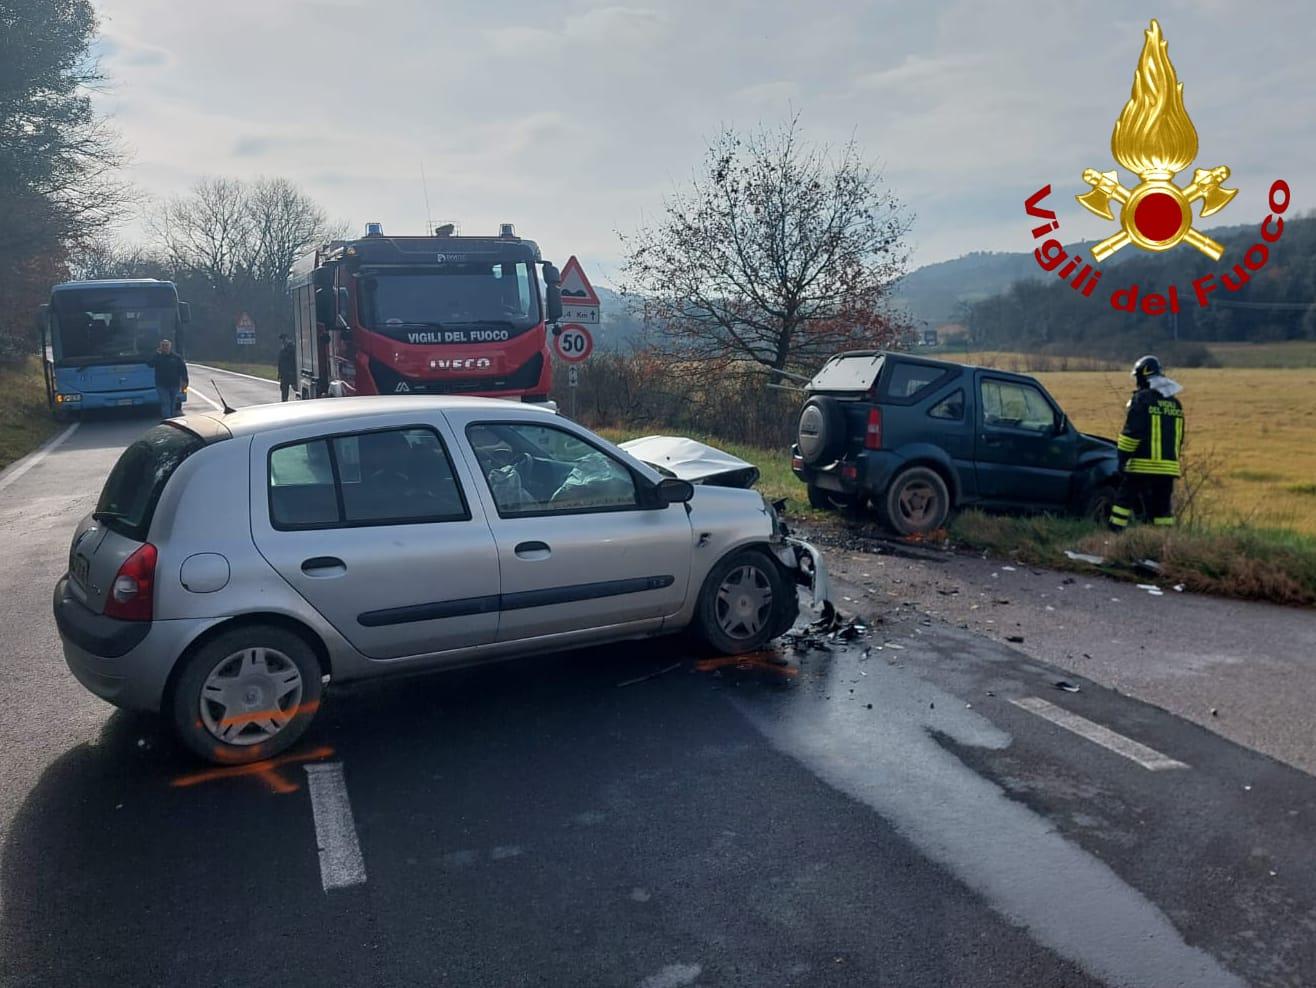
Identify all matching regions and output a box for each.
[562,304,599,324]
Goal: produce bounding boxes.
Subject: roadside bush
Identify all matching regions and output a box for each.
[555,349,799,447]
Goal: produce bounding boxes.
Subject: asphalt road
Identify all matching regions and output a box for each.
[1,367,1313,987]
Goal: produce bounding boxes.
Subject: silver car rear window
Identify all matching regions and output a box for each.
[95,424,204,540]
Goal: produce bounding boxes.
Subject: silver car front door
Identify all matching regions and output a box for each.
[249,419,500,660]
[458,418,692,643]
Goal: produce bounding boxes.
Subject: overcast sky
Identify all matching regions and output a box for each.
[93,0,1312,283]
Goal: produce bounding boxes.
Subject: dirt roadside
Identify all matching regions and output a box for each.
[798,527,1316,777]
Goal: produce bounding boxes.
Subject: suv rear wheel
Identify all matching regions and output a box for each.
[877,466,950,536]
[171,624,323,764]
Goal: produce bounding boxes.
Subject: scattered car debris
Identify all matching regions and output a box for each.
[1055,681,1081,693]
[1001,566,1017,572]
[1211,708,1219,717]
[1173,584,1186,593]
[1064,550,1107,565]
[1006,635,1025,643]
[1135,558,1164,575]
[1136,583,1165,596]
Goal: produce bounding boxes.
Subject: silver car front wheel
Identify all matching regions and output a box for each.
[695,548,792,655]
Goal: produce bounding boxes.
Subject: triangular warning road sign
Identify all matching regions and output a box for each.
[559,256,600,306]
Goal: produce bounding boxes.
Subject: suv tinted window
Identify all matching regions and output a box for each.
[96,423,204,540]
[808,354,884,392]
[467,422,638,516]
[929,389,965,420]
[884,361,950,400]
[981,379,1056,433]
[269,427,468,529]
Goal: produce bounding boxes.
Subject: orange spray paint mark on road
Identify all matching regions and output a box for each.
[695,653,798,678]
[171,745,335,795]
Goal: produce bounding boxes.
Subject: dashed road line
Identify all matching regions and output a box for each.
[0,422,80,493]
[187,387,223,412]
[1012,696,1189,771]
[304,762,367,891]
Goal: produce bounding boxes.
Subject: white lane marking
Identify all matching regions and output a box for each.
[1012,697,1189,771]
[304,762,367,891]
[191,362,279,386]
[187,387,223,411]
[0,421,80,493]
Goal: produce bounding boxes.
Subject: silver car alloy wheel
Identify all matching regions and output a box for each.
[198,647,305,746]
[716,564,773,640]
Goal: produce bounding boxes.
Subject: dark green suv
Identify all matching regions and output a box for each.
[790,351,1120,535]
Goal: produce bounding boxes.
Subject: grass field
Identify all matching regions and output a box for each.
[1207,341,1316,368]
[0,358,59,472]
[1030,367,1316,534]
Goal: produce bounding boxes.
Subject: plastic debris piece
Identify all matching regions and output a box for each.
[1173,584,1185,593]
[1006,635,1024,643]
[1211,708,1218,717]
[1001,566,1017,572]
[883,642,905,650]
[1135,558,1164,575]
[1065,550,1106,565]
[1054,681,1081,693]
[1243,784,1252,791]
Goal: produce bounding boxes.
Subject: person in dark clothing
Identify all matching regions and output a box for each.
[277,334,297,401]
[1110,354,1184,532]
[148,339,189,418]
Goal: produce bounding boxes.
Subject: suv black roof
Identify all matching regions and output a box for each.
[808,349,1037,392]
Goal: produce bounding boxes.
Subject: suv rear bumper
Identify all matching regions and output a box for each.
[791,447,903,498]
[53,576,214,712]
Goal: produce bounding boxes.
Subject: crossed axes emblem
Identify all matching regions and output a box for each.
[1077,165,1237,263]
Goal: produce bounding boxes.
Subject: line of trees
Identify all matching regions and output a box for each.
[962,215,1316,364]
[0,0,131,361]
[82,177,347,363]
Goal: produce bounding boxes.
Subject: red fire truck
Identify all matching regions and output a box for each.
[287,223,563,402]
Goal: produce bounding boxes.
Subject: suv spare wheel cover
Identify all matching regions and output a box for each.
[798,398,842,465]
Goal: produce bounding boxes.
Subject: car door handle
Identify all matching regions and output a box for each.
[981,434,1006,446]
[301,556,347,578]
[514,541,551,560]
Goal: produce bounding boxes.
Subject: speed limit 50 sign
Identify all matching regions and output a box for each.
[553,323,594,363]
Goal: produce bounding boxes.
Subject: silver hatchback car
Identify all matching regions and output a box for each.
[54,397,828,764]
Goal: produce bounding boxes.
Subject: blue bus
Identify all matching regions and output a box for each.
[38,279,192,419]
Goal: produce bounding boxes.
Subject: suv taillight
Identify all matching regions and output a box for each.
[104,543,157,621]
[864,407,883,450]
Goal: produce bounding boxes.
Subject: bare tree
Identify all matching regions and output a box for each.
[620,117,911,381]
[152,177,253,289]
[245,177,331,290]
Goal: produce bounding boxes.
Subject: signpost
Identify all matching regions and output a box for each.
[554,257,600,418]
[235,312,256,346]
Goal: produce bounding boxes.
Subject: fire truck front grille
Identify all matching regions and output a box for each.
[368,353,544,396]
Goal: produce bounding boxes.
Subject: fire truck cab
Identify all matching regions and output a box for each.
[288,223,562,402]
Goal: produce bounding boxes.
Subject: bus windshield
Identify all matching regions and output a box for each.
[357,262,540,341]
[51,286,180,366]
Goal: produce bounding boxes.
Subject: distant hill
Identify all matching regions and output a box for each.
[893,220,1257,330]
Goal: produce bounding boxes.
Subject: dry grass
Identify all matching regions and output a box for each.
[1030,367,1316,534]
[0,357,59,472]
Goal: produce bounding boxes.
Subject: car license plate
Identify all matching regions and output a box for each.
[118,398,135,406]
[72,554,90,587]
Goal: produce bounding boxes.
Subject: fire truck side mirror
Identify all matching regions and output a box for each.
[542,263,563,323]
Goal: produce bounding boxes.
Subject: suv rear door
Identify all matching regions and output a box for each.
[973,373,1077,504]
[249,417,500,660]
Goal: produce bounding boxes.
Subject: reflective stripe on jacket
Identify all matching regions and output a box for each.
[1117,389,1184,477]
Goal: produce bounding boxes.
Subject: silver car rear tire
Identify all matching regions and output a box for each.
[694,548,792,655]
[171,624,323,764]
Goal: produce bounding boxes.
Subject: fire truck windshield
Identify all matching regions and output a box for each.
[357,262,540,342]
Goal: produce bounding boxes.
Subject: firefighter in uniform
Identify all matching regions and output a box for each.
[1110,355,1184,531]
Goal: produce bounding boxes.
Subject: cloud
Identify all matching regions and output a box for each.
[487,6,669,55]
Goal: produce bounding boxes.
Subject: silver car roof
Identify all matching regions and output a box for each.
[180,396,555,438]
